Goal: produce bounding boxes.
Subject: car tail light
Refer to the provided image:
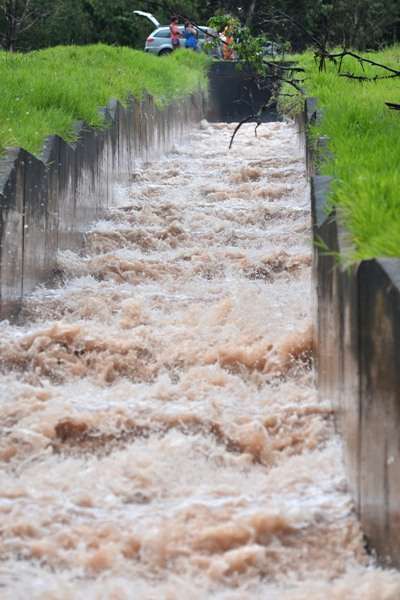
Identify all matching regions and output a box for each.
[147,37,155,44]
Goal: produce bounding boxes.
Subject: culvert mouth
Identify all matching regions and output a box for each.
[1,120,397,597]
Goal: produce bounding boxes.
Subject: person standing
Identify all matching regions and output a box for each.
[222,25,235,60]
[184,20,198,51]
[169,16,181,50]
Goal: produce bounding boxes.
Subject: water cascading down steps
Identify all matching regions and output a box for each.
[1,121,400,598]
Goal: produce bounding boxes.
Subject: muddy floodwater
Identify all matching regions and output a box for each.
[1,121,400,599]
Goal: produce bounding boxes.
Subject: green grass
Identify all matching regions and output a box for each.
[282,46,400,261]
[0,45,209,156]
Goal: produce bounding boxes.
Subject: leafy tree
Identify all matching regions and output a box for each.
[254,0,400,50]
[0,0,49,50]
[0,0,399,52]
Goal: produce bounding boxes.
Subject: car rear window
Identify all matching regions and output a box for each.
[154,30,170,38]
[154,25,208,39]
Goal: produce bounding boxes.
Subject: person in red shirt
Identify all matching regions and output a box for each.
[169,16,181,50]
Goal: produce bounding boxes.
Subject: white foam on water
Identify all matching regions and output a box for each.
[0,121,399,598]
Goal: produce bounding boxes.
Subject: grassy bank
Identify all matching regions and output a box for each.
[285,46,400,261]
[0,45,209,156]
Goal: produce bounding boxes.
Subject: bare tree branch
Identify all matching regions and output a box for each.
[229,115,261,150]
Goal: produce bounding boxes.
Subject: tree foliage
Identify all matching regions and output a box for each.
[0,0,399,52]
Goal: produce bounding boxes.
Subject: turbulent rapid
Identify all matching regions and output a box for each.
[1,121,399,599]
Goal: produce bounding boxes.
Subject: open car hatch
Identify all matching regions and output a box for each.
[133,11,160,28]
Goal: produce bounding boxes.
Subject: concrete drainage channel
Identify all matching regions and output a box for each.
[302,97,400,567]
[0,62,277,319]
[0,92,205,319]
[1,63,400,593]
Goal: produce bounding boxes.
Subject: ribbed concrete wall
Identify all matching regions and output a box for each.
[0,92,205,318]
[302,98,400,567]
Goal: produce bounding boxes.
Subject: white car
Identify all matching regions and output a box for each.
[134,11,214,56]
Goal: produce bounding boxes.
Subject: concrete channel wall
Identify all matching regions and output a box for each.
[0,92,205,319]
[207,61,279,122]
[300,98,400,567]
